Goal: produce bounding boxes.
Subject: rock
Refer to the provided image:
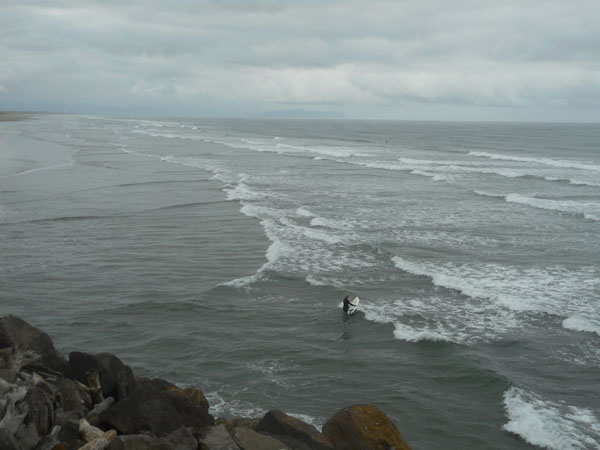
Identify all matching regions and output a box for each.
[256,410,332,450]
[56,421,79,450]
[0,429,21,450]
[322,404,412,450]
[0,316,67,373]
[100,380,214,436]
[107,435,173,450]
[15,421,39,450]
[24,385,54,436]
[164,427,197,450]
[54,407,87,426]
[67,352,137,402]
[94,353,138,401]
[35,425,61,450]
[197,424,240,450]
[55,377,89,412]
[215,418,259,433]
[231,427,292,450]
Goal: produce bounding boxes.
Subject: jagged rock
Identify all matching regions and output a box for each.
[15,421,39,450]
[0,368,17,383]
[256,410,332,450]
[197,424,240,450]
[24,385,54,436]
[55,377,89,412]
[100,379,214,436]
[56,421,79,450]
[164,426,197,450]
[67,352,137,402]
[86,397,115,426]
[0,428,21,450]
[54,407,87,426]
[231,427,292,450]
[106,434,173,450]
[0,316,67,373]
[322,404,412,450]
[35,424,61,450]
[215,418,259,433]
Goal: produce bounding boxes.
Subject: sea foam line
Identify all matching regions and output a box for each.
[474,191,600,222]
[470,151,600,173]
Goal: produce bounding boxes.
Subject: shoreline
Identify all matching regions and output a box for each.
[0,116,77,176]
[0,111,34,122]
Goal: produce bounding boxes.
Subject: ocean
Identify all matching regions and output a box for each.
[1,114,599,449]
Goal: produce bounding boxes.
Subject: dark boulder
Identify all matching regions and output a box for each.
[165,426,198,450]
[231,427,292,450]
[256,410,332,450]
[100,379,214,436]
[0,316,67,373]
[55,377,91,411]
[197,424,240,450]
[67,351,137,401]
[107,434,173,450]
[24,385,54,436]
[56,421,80,450]
[322,404,412,450]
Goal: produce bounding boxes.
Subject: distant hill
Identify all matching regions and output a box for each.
[256,109,346,119]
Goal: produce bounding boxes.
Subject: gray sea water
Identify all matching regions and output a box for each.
[1,114,599,450]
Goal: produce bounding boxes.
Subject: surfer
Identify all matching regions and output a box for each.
[343,294,352,313]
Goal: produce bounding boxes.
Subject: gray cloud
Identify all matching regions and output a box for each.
[0,0,599,120]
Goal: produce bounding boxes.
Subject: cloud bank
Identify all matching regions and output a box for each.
[0,0,599,120]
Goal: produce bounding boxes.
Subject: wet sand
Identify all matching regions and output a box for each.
[0,111,32,122]
[0,114,75,176]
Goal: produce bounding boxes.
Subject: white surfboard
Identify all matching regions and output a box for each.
[347,297,360,315]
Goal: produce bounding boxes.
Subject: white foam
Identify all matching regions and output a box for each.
[410,170,453,182]
[391,256,600,336]
[562,316,600,337]
[309,216,347,230]
[470,151,600,173]
[505,193,600,221]
[296,207,315,217]
[225,181,265,202]
[391,322,452,343]
[503,387,600,450]
[206,391,267,419]
[474,190,505,198]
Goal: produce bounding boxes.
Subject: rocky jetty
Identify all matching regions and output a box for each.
[0,315,412,450]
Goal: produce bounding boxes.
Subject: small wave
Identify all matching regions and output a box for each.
[13,161,74,176]
[474,190,600,221]
[296,207,315,217]
[309,216,349,230]
[562,316,600,337]
[410,170,453,182]
[505,193,600,221]
[391,256,599,335]
[391,322,452,343]
[470,151,600,173]
[503,387,600,450]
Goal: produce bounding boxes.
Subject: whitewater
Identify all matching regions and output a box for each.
[1,115,599,450]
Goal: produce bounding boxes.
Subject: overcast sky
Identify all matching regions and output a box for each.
[1,0,599,121]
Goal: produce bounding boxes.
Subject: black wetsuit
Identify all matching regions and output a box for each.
[343,297,351,312]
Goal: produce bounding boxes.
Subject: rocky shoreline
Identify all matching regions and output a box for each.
[0,315,412,450]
